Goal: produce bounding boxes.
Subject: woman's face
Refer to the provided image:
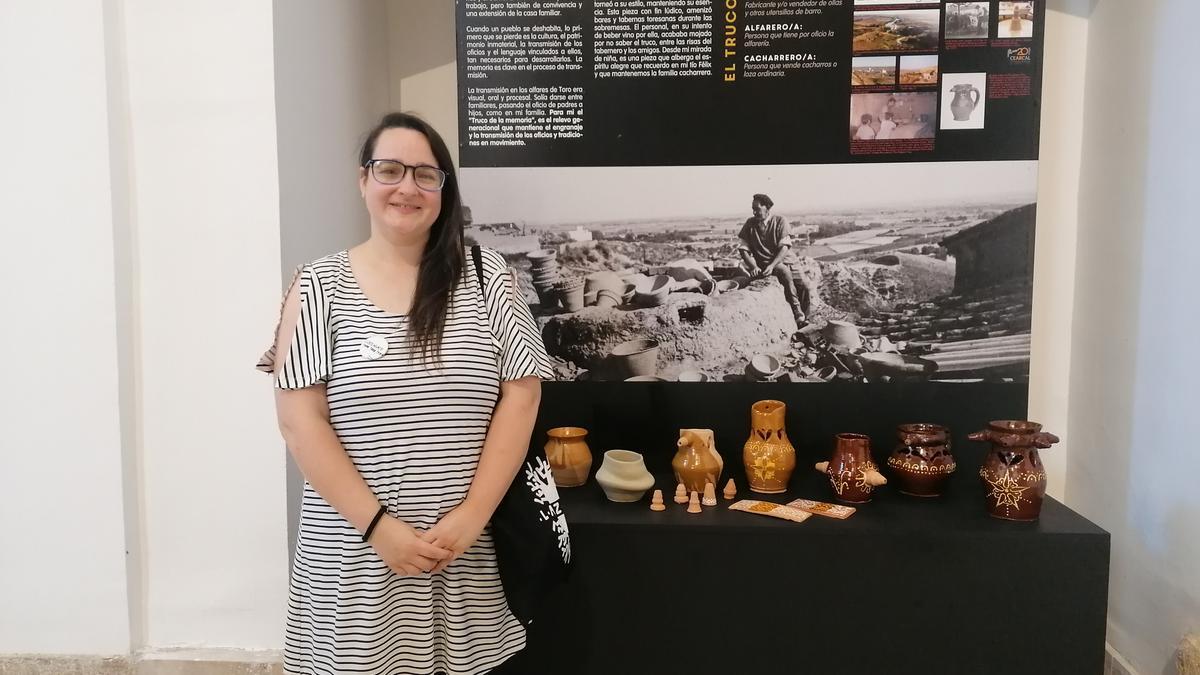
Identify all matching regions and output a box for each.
[359,127,443,243]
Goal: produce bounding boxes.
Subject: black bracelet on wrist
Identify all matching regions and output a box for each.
[362,505,386,543]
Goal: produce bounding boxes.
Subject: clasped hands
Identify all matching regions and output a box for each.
[369,503,489,577]
[748,263,777,279]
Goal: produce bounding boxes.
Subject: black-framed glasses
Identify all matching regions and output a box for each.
[364,159,447,191]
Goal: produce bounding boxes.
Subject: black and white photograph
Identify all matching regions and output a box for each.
[852,56,898,87]
[946,2,991,40]
[460,161,1038,383]
[851,92,938,141]
[853,9,942,54]
[941,72,988,130]
[998,1,1036,38]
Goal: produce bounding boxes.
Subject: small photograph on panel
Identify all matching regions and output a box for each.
[997,1,1035,38]
[945,2,990,40]
[851,56,898,86]
[851,92,938,140]
[899,55,939,85]
[940,72,988,130]
[853,10,941,53]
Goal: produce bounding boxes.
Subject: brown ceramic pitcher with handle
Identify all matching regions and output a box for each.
[969,420,1060,521]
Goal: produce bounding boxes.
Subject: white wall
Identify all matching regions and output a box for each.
[272,0,390,555]
[397,62,461,165]
[1028,0,1091,498]
[274,0,386,274]
[1066,0,1200,671]
[103,0,147,651]
[0,0,417,658]
[387,0,458,162]
[120,0,288,650]
[0,0,132,656]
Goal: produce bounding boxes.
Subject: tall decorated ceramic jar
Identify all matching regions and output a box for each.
[742,400,796,494]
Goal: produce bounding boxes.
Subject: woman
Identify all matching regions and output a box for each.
[259,112,552,674]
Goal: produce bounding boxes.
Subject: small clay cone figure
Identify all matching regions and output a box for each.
[650,489,666,511]
[687,491,702,514]
[674,482,689,504]
[723,478,737,500]
[702,481,718,507]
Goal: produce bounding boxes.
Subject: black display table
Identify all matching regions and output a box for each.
[525,467,1109,675]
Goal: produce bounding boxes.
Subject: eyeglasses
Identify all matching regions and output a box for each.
[364,159,447,191]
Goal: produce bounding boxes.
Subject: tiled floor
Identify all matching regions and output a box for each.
[0,659,283,675]
[0,658,129,675]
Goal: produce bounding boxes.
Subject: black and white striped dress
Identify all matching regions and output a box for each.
[258,247,553,675]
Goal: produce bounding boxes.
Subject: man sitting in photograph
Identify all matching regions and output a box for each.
[736,193,816,326]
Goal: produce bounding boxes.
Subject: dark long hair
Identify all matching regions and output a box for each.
[358,112,466,365]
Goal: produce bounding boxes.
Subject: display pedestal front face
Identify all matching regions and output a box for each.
[526,468,1109,675]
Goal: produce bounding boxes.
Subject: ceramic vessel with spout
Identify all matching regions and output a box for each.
[815,433,887,503]
[672,429,723,494]
[742,400,796,494]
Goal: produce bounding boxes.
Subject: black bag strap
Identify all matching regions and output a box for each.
[470,244,496,350]
[471,244,484,294]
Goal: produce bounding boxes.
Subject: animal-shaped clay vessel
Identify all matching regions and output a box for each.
[672,428,723,494]
[815,433,887,503]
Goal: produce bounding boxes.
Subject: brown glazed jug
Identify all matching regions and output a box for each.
[969,420,1060,521]
[815,433,887,503]
[888,423,955,497]
[544,426,592,488]
[742,400,796,494]
[673,428,723,494]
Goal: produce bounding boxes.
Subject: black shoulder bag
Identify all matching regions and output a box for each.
[471,245,573,625]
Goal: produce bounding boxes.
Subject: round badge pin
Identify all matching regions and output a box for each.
[359,335,389,360]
